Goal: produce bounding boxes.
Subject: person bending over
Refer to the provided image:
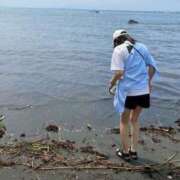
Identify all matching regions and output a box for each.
[109,29,158,161]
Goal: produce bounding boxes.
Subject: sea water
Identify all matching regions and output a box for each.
[0,8,180,135]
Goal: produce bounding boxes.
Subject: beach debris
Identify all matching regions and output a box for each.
[140,126,180,143]
[128,19,139,24]
[0,138,179,178]
[8,105,32,111]
[110,125,180,143]
[87,124,92,131]
[0,160,15,167]
[20,133,26,138]
[111,144,116,148]
[111,125,176,135]
[110,128,120,134]
[41,151,53,163]
[152,137,161,143]
[0,114,5,121]
[175,119,180,126]
[52,139,76,151]
[138,140,145,145]
[140,125,176,134]
[80,146,109,159]
[167,172,174,179]
[0,129,6,138]
[46,124,59,133]
[167,175,173,179]
[0,114,7,138]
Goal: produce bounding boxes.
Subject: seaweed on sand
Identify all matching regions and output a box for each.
[0,138,179,179]
[111,125,180,143]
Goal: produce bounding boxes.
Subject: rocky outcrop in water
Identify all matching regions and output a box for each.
[128,19,139,24]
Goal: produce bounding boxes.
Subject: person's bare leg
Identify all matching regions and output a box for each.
[130,106,142,152]
[120,109,131,153]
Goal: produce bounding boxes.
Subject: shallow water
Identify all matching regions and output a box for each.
[0,8,180,135]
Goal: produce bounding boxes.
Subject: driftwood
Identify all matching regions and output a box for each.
[80,146,109,159]
[0,160,15,167]
[111,126,176,135]
[140,126,180,143]
[140,125,176,134]
[0,138,179,179]
[110,125,180,143]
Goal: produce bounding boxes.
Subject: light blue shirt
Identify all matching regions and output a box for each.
[111,41,158,113]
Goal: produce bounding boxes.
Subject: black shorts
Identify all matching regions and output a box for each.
[125,94,150,110]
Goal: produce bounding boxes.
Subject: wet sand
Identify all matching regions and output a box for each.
[0,123,179,180]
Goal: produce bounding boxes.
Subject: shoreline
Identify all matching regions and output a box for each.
[0,123,179,180]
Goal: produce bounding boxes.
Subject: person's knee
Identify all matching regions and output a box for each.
[121,111,130,124]
[131,107,142,123]
[131,116,138,123]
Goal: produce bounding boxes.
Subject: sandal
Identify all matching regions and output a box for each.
[129,150,138,160]
[116,148,131,162]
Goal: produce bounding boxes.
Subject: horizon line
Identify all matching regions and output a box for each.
[0,6,180,13]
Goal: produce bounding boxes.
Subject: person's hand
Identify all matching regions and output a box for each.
[108,81,115,95]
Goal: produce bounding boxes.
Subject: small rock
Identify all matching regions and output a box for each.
[0,128,6,138]
[140,127,148,131]
[87,124,92,131]
[167,175,173,179]
[110,128,120,134]
[46,124,59,133]
[0,120,6,138]
[175,119,180,126]
[152,137,161,143]
[167,172,174,179]
[0,114,5,121]
[112,144,116,148]
[138,140,145,145]
[20,133,26,138]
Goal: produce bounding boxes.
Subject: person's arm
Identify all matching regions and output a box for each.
[109,46,126,95]
[109,70,123,95]
[148,65,156,93]
[143,45,158,93]
[148,65,156,81]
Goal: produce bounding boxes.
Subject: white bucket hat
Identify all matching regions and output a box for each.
[113,29,128,41]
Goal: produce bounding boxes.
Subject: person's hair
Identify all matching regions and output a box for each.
[113,34,136,48]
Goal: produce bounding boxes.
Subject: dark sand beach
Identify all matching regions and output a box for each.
[0,121,179,180]
[0,8,180,179]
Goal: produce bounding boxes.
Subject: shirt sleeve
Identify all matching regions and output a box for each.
[110,48,125,71]
[144,47,158,70]
[142,45,159,80]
